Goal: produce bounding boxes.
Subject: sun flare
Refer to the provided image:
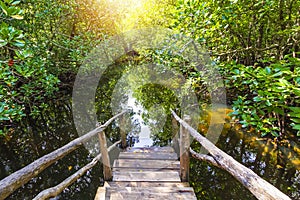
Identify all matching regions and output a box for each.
[97,0,154,32]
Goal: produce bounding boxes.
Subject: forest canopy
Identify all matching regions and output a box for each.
[0,0,299,139]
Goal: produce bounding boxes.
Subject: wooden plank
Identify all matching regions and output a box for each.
[119,152,178,160]
[106,186,194,193]
[94,146,198,200]
[126,146,175,153]
[113,159,180,169]
[112,168,180,173]
[106,181,190,187]
[108,192,197,200]
[106,187,197,200]
[113,171,181,182]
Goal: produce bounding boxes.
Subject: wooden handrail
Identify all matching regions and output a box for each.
[0,111,127,200]
[171,110,291,200]
[32,140,121,200]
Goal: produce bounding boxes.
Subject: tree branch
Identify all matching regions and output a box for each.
[190,148,219,167]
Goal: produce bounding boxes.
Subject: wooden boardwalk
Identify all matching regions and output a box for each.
[94,146,197,199]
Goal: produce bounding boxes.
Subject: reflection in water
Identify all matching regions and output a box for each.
[0,100,103,200]
[126,92,153,147]
[190,108,300,199]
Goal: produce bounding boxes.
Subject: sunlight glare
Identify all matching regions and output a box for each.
[98,0,149,32]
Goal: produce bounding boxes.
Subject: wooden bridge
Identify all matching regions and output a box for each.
[0,110,292,200]
[94,146,197,199]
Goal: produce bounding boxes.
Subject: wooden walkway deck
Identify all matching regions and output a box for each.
[94,146,197,199]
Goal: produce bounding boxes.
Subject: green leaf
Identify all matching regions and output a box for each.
[289,107,300,112]
[273,108,284,115]
[12,39,25,47]
[291,118,300,123]
[11,15,23,20]
[271,131,279,137]
[265,100,272,106]
[0,1,8,15]
[292,124,300,130]
[7,6,19,15]
[271,71,283,77]
[265,67,271,74]
[293,88,300,96]
[253,96,261,102]
[11,1,21,5]
[0,116,10,120]
[289,112,300,118]
[0,39,8,47]
[278,79,290,86]
[233,69,240,74]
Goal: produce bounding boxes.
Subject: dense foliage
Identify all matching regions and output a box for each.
[0,0,60,135]
[172,0,300,137]
[1,0,299,138]
[0,0,174,135]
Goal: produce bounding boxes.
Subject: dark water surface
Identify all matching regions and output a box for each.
[0,100,299,199]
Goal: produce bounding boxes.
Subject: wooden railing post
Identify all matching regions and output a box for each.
[172,115,180,155]
[120,114,127,149]
[180,115,191,182]
[98,130,112,181]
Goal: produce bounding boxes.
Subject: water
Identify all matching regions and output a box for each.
[126,92,153,147]
[0,99,299,199]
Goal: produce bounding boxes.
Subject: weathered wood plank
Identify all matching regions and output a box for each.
[106,186,194,193]
[113,171,181,182]
[119,152,178,160]
[108,192,196,200]
[105,181,190,187]
[105,187,197,200]
[112,168,180,173]
[113,159,180,169]
[95,146,196,200]
[126,146,175,153]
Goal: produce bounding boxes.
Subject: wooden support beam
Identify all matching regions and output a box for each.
[98,131,112,181]
[180,115,191,182]
[172,116,180,155]
[120,114,127,149]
